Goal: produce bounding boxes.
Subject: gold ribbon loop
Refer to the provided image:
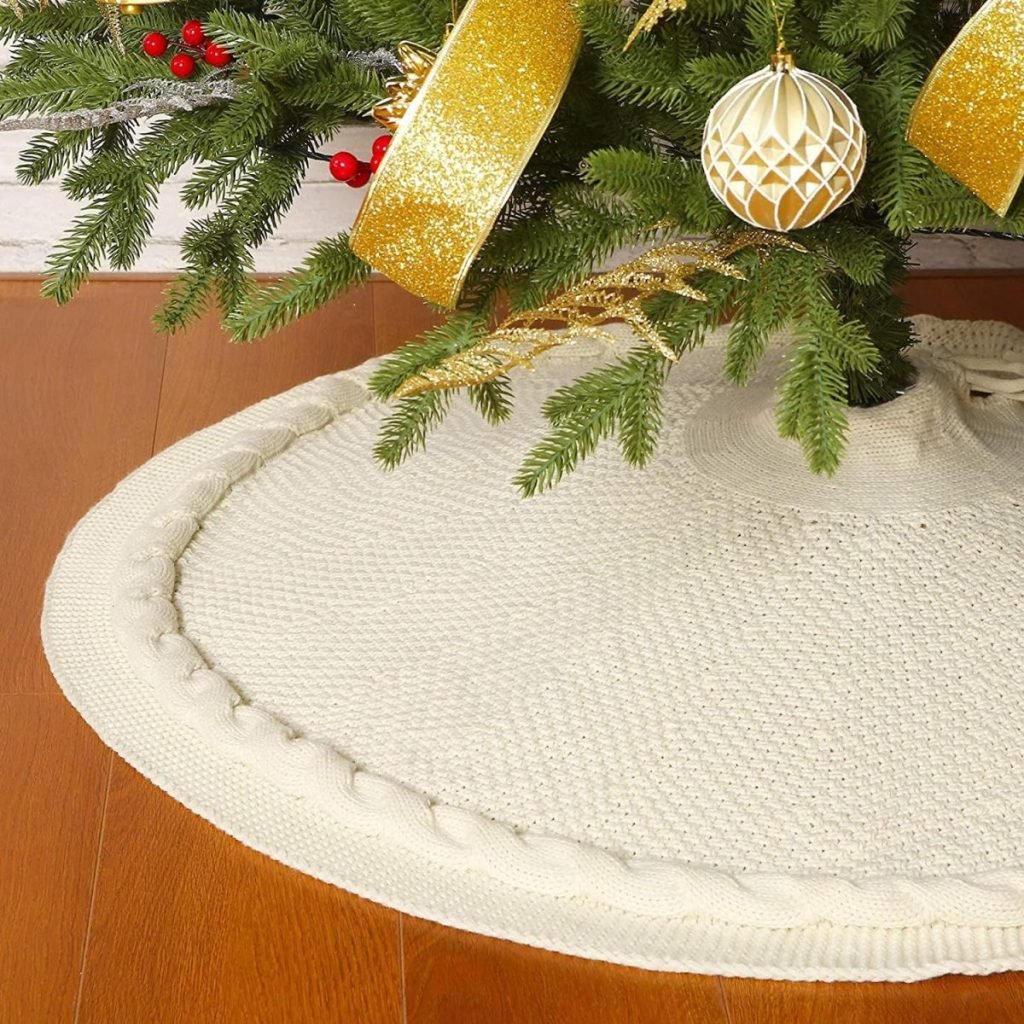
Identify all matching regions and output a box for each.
[350,0,582,308]
[907,0,1024,217]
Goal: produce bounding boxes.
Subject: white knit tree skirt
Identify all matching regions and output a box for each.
[43,316,1024,982]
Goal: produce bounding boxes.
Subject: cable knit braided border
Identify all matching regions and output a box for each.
[111,369,1024,932]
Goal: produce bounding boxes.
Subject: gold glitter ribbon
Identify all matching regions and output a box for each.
[907,0,1024,216]
[393,231,804,397]
[350,0,582,308]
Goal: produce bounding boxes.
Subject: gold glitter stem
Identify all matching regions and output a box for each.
[97,0,125,54]
[624,0,688,51]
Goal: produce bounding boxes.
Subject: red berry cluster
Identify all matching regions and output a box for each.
[142,21,232,79]
[329,135,392,189]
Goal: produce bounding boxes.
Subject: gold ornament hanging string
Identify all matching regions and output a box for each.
[764,0,802,73]
[95,0,182,50]
[0,0,43,18]
[766,0,788,53]
[392,231,803,398]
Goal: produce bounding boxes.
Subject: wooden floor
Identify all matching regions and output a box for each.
[4,272,1024,1023]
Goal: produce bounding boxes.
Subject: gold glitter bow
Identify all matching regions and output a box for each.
[392,231,804,397]
[350,0,583,308]
[907,0,1024,216]
[624,0,688,50]
[371,41,438,132]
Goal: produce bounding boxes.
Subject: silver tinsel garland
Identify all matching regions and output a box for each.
[344,48,403,77]
[0,78,242,131]
[0,49,402,132]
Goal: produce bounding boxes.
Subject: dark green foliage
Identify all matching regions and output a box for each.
[515,346,669,496]
[774,284,881,473]
[226,234,369,341]
[3,0,1021,491]
[368,314,488,399]
[373,391,452,469]
[724,249,805,385]
[2,0,385,330]
[469,378,514,426]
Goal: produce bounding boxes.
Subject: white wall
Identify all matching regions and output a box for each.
[1,48,1022,273]
[0,42,379,271]
[0,120,378,272]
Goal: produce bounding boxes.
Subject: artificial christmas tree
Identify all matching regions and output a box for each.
[1,0,1021,492]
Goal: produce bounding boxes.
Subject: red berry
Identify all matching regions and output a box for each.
[181,19,205,46]
[203,42,232,67]
[369,151,384,172]
[328,151,359,182]
[371,134,392,157]
[169,53,196,79]
[142,31,168,58]
[347,162,372,188]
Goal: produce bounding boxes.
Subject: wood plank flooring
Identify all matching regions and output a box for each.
[3,273,1024,1023]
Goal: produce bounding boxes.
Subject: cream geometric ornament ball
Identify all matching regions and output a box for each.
[701,53,867,231]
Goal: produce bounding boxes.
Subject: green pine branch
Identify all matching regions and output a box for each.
[369,315,488,400]
[373,391,452,470]
[7,0,1021,491]
[227,234,369,341]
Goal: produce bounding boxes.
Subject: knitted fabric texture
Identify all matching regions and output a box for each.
[42,316,1024,981]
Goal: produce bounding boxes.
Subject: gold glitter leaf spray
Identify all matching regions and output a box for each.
[393,232,804,398]
[907,0,1024,216]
